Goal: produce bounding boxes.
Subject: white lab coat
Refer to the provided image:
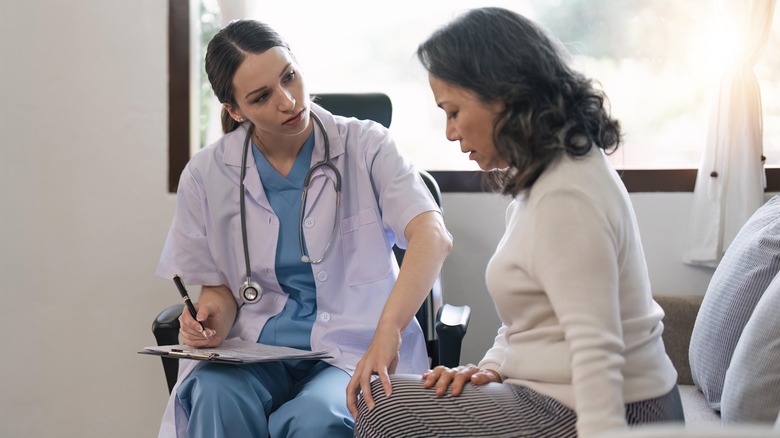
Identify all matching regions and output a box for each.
[155,103,437,437]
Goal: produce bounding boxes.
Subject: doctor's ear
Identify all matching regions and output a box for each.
[223,103,245,123]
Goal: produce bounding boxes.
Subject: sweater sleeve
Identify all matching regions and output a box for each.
[530,190,628,437]
[478,324,508,372]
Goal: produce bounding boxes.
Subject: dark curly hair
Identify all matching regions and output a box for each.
[417,7,621,196]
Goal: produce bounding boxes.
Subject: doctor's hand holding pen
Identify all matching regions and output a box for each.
[177,284,237,348]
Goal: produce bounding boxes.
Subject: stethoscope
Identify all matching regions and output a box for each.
[238,111,341,304]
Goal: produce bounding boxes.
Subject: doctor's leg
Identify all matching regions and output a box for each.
[177,361,289,438]
[269,362,354,438]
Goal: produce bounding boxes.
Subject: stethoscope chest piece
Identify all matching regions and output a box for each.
[239,278,263,304]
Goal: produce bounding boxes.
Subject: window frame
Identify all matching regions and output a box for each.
[168,0,190,193]
[167,0,780,193]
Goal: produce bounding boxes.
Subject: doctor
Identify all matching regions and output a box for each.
[155,19,452,438]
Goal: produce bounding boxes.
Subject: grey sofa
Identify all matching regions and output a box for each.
[603,295,780,437]
[642,197,780,436]
[655,295,721,425]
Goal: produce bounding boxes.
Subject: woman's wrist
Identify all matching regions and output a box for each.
[482,368,503,382]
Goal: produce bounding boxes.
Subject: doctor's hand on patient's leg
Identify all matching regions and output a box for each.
[345,324,402,419]
[179,284,238,348]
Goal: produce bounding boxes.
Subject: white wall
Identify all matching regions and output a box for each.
[0,1,744,436]
[1,1,175,437]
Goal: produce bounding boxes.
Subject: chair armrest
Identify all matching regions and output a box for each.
[152,303,183,393]
[152,303,183,345]
[435,303,471,368]
[654,295,703,385]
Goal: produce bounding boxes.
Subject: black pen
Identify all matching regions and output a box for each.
[172,274,209,339]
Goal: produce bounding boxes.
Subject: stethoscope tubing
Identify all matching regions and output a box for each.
[238,110,341,304]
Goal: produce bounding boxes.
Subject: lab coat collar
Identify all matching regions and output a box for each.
[220,124,268,209]
[305,103,345,201]
[219,104,346,208]
[309,102,345,163]
[222,102,344,168]
[221,122,253,168]
[221,103,345,168]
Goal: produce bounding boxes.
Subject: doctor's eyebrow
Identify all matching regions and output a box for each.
[244,63,293,100]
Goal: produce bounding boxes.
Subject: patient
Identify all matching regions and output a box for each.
[351,7,684,438]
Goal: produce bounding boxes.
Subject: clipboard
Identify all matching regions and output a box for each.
[139,338,332,364]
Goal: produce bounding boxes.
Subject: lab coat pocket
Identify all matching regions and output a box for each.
[341,208,392,286]
[337,331,415,350]
[338,332,373,351]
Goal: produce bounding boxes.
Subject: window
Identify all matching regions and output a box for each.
[169,0,780,192]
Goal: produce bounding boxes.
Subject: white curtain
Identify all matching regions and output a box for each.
[683,0,776,267]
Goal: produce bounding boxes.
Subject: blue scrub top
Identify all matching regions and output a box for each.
[252,132,317,351]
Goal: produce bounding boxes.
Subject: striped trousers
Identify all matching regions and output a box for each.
[355,375,684,437]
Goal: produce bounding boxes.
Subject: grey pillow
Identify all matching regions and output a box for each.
[721,271,780,424]
[689,195,780,411]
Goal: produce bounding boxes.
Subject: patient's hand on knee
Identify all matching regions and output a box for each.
[421,365,502,397]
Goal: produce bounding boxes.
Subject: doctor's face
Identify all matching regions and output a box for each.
[227,46,311,142]
[429,75,507,171]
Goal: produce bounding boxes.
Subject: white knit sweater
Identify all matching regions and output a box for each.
[479,147,678,438]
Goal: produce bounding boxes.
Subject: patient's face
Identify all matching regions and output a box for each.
[428,74,506,171]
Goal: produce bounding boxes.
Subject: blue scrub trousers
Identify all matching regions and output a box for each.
[177,359,353,438]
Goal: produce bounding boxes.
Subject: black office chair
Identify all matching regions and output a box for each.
[152,93,471,393]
